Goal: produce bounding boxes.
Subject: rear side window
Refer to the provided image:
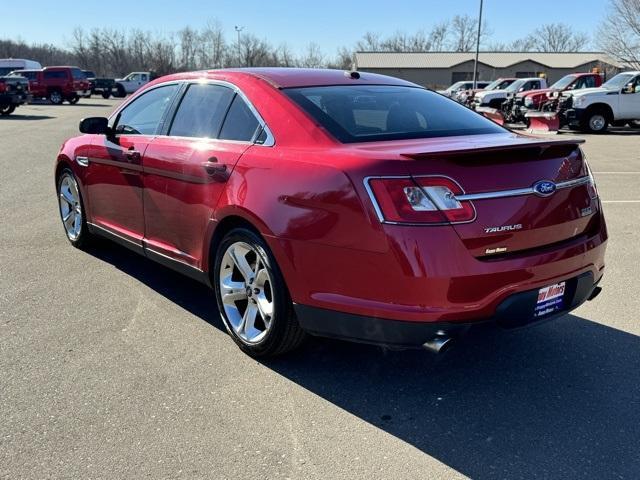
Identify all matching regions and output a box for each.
[169,83,234,138]
[114,84,180,135]
[219,95,261,142]
[71,68,84,80]
[43,71,67,80]
[284,85,504,143]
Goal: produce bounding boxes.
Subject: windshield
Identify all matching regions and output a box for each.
[602,73,635,90]
[485,79,506,90]
[550,75,576,90]
[284,85,505,143]
[445,81,465,93]
[504,79,526,92]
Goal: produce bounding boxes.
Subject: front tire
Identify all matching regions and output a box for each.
[57,169,90,248]
[214,228,306,357]
[115,84,126,98]
[68,95,79,104]
[628,120,640,129]
[0,104,16,115]
[49,90,63,105]
[101,90,111,99]
[581,108,609,133]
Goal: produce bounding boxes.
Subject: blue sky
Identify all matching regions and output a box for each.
[11,0,608,55]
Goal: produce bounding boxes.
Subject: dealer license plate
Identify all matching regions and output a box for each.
[535,282,566,318]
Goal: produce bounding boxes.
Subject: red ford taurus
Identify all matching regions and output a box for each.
[55,68,607,357]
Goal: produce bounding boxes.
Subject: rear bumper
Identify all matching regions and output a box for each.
[295,271,601,347]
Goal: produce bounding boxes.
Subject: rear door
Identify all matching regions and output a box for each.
[85,83,181,245]
[142,82,263,269]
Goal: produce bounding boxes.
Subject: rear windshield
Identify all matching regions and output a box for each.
[283,85,504,143]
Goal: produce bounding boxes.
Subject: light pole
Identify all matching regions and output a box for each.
[472,0,483,90]
[235,25,244,67]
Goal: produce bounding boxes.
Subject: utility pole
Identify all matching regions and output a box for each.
[235,25,244,67]
[472,0,483,89]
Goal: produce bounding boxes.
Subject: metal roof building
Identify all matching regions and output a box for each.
[355,52,623,88]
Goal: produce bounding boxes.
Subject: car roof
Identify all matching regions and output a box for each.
[43,66,81,70]
[162,68,421,89]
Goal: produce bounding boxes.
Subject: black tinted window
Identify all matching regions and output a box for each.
[71,68,84,79]
[219,95,260,142]
[43,71,67,79]
[169,83,234,138]
[284,85,504,143]
[115,84,179,135]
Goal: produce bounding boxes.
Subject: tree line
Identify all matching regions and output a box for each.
[1,0,638,77]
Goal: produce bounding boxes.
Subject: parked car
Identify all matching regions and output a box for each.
[55,68,607,357]
[114,71,156,97]
[437,80,490,98]
[0,58,41,76]
[519,73,603,111]
[560,71,640,133]
[82,70,115,99]
[0,73,30,115]
[474,77,548,109]
[456,77,517,106]
[25,66,91,104]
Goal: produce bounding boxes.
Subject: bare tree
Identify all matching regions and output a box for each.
[178,26,198,71]
[198,20,225,69]
[449,15,489,52]
[528,23,590,52]
[298,42,325,68]
[428,22,449,51]
[599,0,640,68]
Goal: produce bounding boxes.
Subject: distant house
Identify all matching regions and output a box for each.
[354,51,623,89]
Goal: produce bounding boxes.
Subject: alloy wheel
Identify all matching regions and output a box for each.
[58,173,82,241]
[589,114,606,131]
[219,241,274,344]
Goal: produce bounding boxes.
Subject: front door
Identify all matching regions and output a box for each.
[620,75,640,120]
[142,82,263,270]
[85,83,181,245]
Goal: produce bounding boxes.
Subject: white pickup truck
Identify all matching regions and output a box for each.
[561,71,640,133]
[114,71,155,97]
[474,77,548,109]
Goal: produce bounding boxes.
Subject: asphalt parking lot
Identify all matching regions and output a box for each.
[1,99,639,480]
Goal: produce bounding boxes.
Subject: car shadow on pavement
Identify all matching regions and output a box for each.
[1,114,55,120]
[86,240,640,479]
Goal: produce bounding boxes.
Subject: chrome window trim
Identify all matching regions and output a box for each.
[109,78,275,147]
[455,175,591,201]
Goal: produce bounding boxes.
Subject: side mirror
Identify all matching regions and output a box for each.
[79,117,109,134]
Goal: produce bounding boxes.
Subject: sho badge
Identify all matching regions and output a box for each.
[484,223,522,234]
[485,247,508,255]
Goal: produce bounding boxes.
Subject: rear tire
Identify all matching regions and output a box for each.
[0,104,16,115]
[68,95,79,105]
[101,90,111,99]
[628,120,640,129]
[57,168,91,249]
[213,228,306,357]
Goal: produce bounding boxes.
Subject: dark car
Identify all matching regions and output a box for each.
[0,74,30,115]
[54,68,607,357]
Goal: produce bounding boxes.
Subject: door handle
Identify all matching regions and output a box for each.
[125,147,141,162]
[202,157,228,180]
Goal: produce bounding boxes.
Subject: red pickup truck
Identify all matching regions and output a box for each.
[17,66,91,104]
[517,73,603,111]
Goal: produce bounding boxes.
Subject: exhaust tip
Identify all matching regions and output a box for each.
[423,334,453,354]
[588,286,602,301]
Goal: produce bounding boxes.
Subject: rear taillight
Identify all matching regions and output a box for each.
[0,83,5,93]
[584,155,598,199]
[366,176,475,225]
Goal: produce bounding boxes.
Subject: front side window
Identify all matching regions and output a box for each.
[284,85,504,143]
[219,95,261,142]
[114,84,179,135]
[169,83,234,138]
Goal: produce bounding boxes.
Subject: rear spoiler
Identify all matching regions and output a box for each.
[400,137,584,160]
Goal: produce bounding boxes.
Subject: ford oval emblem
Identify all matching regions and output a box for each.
[533,180,557,197]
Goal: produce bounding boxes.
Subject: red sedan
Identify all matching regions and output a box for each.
[55,68,607,357]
